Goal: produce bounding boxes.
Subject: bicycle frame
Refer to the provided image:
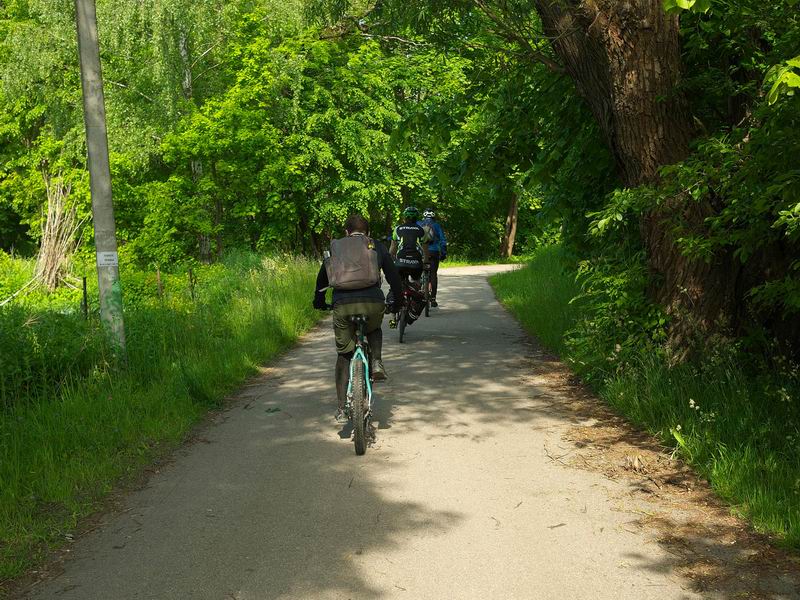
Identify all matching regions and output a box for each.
[346,322,373,413]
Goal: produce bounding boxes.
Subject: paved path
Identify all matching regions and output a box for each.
[26,267,754,599]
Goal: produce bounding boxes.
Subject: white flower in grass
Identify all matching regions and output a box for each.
[676,424,682,431]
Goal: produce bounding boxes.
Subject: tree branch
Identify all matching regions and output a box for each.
[472,0,564,73]
[191,41,221,70]
[106,80,155,103]
[359,33,428,47]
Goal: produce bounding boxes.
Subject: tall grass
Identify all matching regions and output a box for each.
[0,254,320,582]
[489,246,581,355]
[441,255,530,269]
[491,246,800,548]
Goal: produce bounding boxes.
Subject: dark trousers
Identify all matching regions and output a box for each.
[428,252,441,299]
[386,265,422,308]
[332,301,384,411]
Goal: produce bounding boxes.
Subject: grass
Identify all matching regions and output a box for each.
[491,246,800,549]
[488,246,581,355]
[440,255,530,269]
[0,253,320,584]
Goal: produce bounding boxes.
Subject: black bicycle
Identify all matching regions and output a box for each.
[345,314,373,455]
[420,264,431,318]
[396,280,426,344]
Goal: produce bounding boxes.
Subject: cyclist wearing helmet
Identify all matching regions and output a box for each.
[419,208,447,307]
[390,206,431,280]
[387,207,431,325]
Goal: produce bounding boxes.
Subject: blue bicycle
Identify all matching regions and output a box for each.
[346,314,373,455]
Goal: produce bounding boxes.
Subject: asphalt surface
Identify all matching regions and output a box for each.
[26,266,708,600]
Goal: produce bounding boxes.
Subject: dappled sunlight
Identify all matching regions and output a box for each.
[28,334,466,599]
[26,268,799,600]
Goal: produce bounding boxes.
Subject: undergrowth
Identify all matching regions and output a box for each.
[0,253,319,584]
[491,246,800,549]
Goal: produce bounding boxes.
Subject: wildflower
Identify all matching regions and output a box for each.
[676,424,682,431]
[689,398,695,408]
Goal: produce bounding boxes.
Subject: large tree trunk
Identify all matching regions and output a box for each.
[500,191,519,258]
[534,1,735,343]
[534,1,691,185]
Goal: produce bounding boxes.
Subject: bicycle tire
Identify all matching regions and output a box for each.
[351,359,367,456]
[423,273,431,318]
[398,307,408,343]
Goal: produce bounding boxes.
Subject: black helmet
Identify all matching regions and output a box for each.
[402,206,420,219]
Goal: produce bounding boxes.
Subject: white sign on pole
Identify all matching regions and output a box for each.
[96,251,119,267]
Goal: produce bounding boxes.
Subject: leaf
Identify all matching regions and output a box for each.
[785,72,800,89]
[693,0,712,12]
[664,0,712,13]
[670,428,690,458]
[768,79,783,105]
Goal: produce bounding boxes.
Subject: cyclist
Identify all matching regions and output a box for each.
[387,206,431,327]
[418,208,447,307]
[313,214,403,423]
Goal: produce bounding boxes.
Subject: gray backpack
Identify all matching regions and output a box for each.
[324,234,381,290]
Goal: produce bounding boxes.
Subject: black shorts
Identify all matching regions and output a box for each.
[398,265,423,281]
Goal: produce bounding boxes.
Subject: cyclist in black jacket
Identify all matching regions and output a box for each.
[314,214,403,422]
[387,206,431,327]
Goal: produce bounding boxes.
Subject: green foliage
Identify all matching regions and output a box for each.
[1,0,800,571]
[568,253,667,383]
[493,248,800,548]
[677,0,799,129]
[0,253,319,580]
[652,89,800,324]
[0,0,577,263]
[767,56,800,105]
[489,246,581,356]
[663,0,712,14]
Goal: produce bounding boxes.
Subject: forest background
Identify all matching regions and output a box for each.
[1,0,799,583]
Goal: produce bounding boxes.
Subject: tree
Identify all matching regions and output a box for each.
[307,0,762,335]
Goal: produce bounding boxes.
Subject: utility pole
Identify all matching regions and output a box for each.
[74,0,127,359]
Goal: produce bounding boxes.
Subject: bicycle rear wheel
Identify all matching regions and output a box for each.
[351,359,367,455]
[423,273,431,317]
[398,307,408,343]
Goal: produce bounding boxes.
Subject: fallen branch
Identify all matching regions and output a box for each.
[0,278,38,307]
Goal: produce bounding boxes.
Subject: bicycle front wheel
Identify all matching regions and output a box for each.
[398,307,408,344]
[351,359,367,456]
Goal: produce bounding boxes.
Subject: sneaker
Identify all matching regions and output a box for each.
[334,409,347,424]
[372,360,388,382]
[431,299,438,307]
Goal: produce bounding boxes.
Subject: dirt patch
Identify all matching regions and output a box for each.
[519,338,800,599]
